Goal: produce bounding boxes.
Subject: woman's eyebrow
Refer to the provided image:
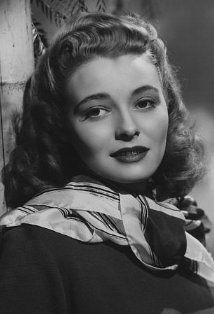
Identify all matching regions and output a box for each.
[132,85,159,97]
[74,93,110,112]
[74,86,159,112]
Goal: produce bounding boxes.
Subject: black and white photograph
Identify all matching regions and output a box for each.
[0,1,214,313]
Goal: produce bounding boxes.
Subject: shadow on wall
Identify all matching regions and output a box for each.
[153,0,214,110]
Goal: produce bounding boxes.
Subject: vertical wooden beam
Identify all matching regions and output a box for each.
[0,0,34,213]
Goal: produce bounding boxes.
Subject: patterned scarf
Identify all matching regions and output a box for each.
[1,174,214,285]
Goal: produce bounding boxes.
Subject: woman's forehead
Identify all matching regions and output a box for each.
[66,54,163,101]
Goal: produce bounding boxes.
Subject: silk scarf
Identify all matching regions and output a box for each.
[1,174,214,285]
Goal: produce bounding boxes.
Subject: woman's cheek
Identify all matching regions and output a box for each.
[153,110,169,142]
[71,123,109,155]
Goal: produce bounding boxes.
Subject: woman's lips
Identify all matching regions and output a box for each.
[110,146,150,163]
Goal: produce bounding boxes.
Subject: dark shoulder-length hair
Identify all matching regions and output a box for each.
[2,12,205,208]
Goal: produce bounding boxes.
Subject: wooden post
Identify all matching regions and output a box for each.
[0,0,34,213]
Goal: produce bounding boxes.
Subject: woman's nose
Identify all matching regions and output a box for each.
[115,111,140,141]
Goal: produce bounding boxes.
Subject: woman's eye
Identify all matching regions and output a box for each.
[135,99,156,110]
[84,107,109,119]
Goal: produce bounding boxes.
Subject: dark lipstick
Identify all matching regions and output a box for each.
[110,146,149,163]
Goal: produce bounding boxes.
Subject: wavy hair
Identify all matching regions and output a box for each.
[2,12,205,208]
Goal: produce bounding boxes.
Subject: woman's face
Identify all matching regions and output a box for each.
[66,54,168,187]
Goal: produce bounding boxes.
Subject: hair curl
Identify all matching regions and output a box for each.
[2,12,205,208]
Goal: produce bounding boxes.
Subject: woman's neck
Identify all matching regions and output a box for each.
[81,168,151,197]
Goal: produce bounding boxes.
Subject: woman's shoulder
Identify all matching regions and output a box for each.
[0,222,96,267]
[0,222,87,271]
[0,224,73,314]
[0,224,58,266]
[0,223,78,252]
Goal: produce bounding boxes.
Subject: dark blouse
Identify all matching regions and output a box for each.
[0,223,213,314]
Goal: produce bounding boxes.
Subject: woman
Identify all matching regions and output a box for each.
[0,12,214,314]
